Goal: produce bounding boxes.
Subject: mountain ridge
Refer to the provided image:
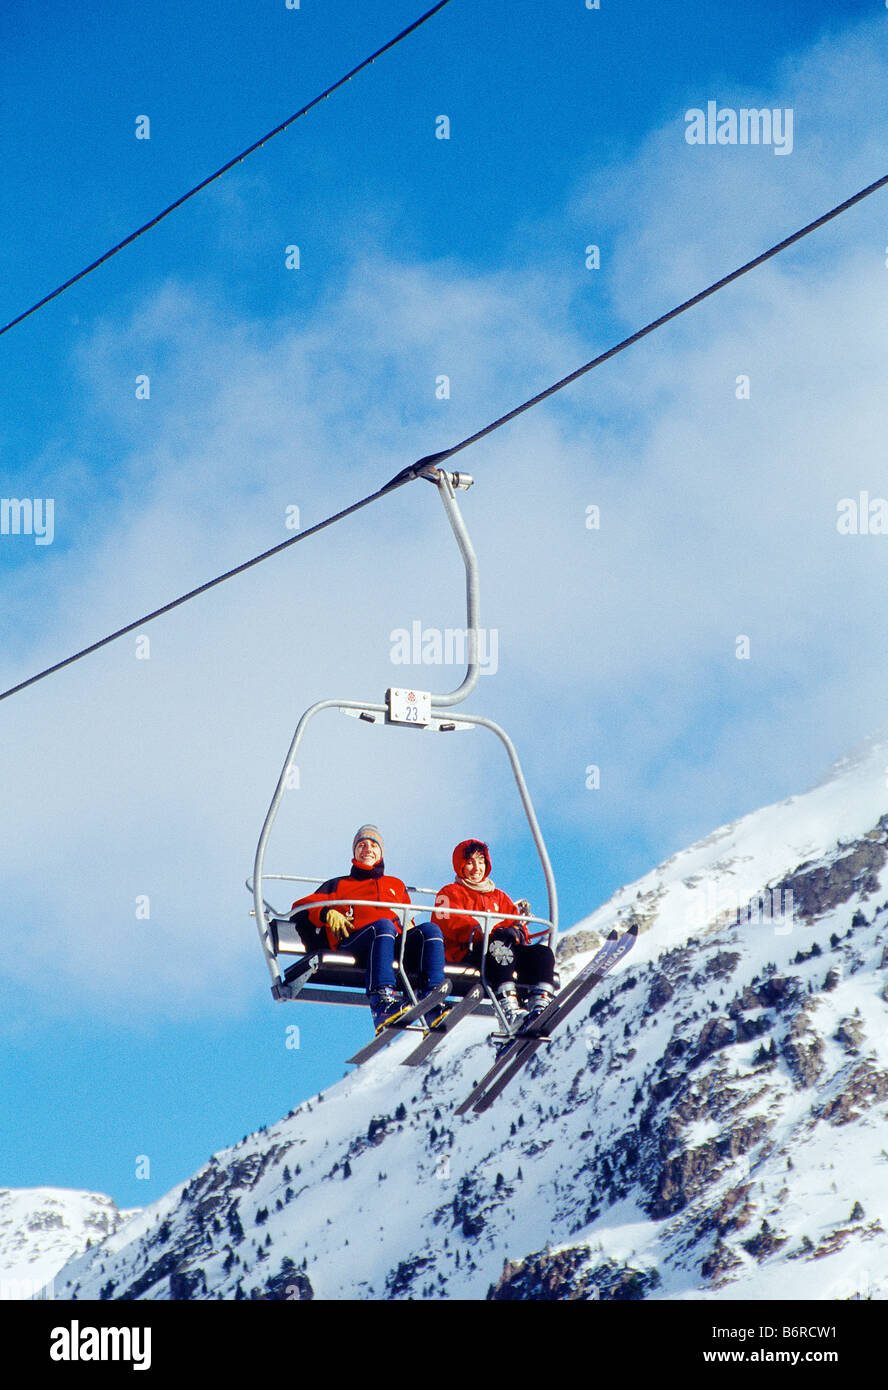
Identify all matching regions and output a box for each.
[0,1188,138,1300]
[12,734,888,1300]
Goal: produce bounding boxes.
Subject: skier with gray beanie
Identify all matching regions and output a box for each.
[290,825,445,1031]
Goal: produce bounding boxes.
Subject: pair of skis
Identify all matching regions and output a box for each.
[455,924,638,1114]
[345,925,637,1111]
[346,981,486,1067]
[346,982,452,1066]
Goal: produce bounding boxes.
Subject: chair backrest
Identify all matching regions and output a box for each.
[288,907,325,953]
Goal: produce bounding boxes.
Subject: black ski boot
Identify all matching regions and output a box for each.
[370,988,405,1033]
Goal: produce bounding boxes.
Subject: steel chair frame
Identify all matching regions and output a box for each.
[250,468,559,1032]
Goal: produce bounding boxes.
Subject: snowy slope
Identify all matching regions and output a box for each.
[0,1188,138,1299]
[43,735,888,1300]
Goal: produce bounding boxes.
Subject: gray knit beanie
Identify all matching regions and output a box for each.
[353,824,384,856]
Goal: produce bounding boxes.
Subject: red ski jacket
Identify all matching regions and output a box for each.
[431,839,528,963]
[291,861,410,951]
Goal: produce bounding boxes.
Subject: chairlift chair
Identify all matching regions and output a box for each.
[248,466,559,1034]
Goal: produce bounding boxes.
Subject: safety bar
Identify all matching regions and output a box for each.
[249,878,554,945]
[248,879,553,937]
[249,887,554,938]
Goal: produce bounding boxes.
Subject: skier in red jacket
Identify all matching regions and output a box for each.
[431,838,555,1027]
[290,825,445,1031]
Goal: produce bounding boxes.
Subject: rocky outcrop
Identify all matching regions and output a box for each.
[781,1008,826,1088]
[772,818,888,921]
[695,1183,755,1241]
[817,1061,888,1125]
[648,1117,771,1219]
[834,1015,866,1054]
[741,1219,789,1261]
[488,1247,659,1300]
[701,1239,744,1283]
[645,973,675,1014]
[255,1261,313,1301]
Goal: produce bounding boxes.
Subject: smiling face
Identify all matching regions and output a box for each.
[461,849,488,884]
[353,837,381,867]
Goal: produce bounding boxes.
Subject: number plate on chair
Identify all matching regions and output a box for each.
[387,688,432,725]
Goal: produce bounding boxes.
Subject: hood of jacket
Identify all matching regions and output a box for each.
[452,838,494,890]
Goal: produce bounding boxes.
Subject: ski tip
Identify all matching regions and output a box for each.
[609,922,639,941]
[610,921,638,943]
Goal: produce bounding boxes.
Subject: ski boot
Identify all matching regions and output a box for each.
[497,983,526,1027]
[491,983,526,1053]
[524,983,555,1027]
[370,988,405,1033]
[421,985,450,1030]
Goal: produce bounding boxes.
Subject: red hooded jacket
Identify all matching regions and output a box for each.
[431,839,529,963]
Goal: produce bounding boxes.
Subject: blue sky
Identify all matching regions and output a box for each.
[2,0,888,1209]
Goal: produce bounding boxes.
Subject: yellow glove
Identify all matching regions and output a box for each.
[325,908,353,940]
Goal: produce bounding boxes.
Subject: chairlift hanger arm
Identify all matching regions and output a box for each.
[428,469,482,709]
[383,464,483,710]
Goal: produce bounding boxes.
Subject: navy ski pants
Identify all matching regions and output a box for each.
[344,918,445,995]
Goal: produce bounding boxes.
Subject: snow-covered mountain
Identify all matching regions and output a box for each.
[32,736,888,1298]
[0,1188,138,1299]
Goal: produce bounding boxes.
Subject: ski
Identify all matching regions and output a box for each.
[401,984,485,1066]
[456,925,637,1115]
[469,935,636,1112]
[454,928,625,1114]
[467,925,638,1113]
[346,982,449,1066]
